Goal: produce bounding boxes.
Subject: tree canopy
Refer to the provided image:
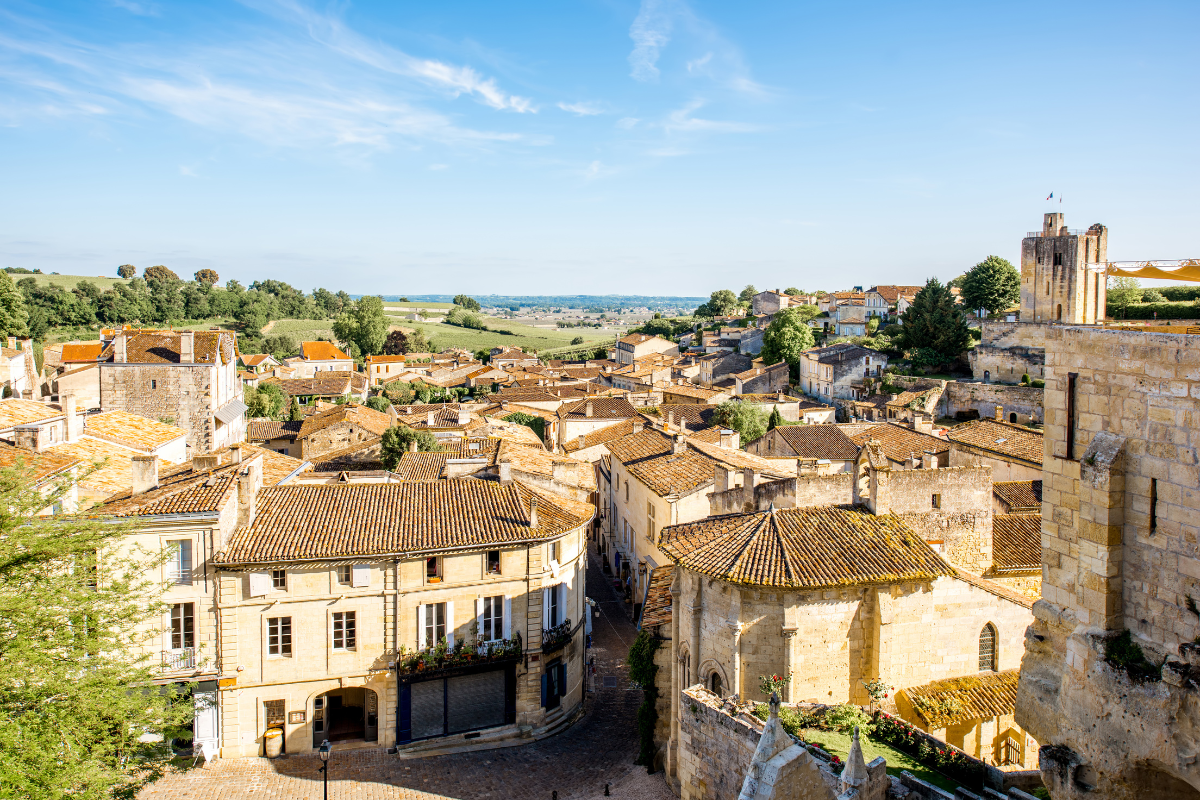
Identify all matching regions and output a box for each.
[759,307,815,369]
[453,294,481,312]
[143,265,179,283]
[365,395,392,413]
[783,287,801,296]
[712,400,768,445]
[959,255,1020,316]
[117,264,136,279]
[0,272,30,339]
[894,278,972,364]
[246,382,286,418]
[194,269,220,286]
[0,464,191,797]
[738,285,757,304]
[380,425,441,469]
[696,289,738,318]
[1107,277,1142,318]
[332,295,388,357]
[382,330,409,355]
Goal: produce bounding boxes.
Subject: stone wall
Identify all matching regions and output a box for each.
[299,420,383,460]
[968,322,1049,384]
[873,465,994,573]
[941,382,1044,425]
[1016,325,1200,800]
[100,363,231,455]
[676,686,763,800]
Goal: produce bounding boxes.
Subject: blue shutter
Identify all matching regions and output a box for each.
[540,673,548,708]
[398,683,412,743]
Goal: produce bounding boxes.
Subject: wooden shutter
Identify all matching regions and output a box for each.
[542,587,550,629]
[475,598,484,642]
[416,603,426,649]
[249,572,271,598]
[502,596,512,640]
[351,563,370,588]
[445,600,454,646]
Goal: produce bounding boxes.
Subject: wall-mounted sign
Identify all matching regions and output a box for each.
[288,711,306,724]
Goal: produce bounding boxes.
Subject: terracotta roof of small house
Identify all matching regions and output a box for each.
[849,423,949,464]
[61,342,104,362]
[902,670,1020,728]
[663,384,725,400]
[867,285,925,304]
[496,389,562,404]
[562,419,640,453]
[618,333,655,345]
[643,405,718,431]
[83,411,186,452]
[100,331,236,365]
[498,441,597,491]
[0,398,64,429]
[660,505,954,589]
[640,565,675,629]
[263,373,366,397]
[394,451,449,481]
[299,341,350,361]
[0,440,82,484]
[604,427,673,464]
[993,480,1042,512]
[247,419,304,441]
[770,425,860,460]
[992,514,1042,572]
[241,354,275,367]
[627,450,719,497]
[558,397,639,420]
[947,419,1043,466]
[296,404,392,439]
[215,480,594,564]
[55,437,182,497]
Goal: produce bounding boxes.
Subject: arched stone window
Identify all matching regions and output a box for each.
[979,623,998,672]
[1056,304,1063,321]
[710,672,723,697]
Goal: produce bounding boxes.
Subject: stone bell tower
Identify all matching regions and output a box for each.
[1019,213,1108,324]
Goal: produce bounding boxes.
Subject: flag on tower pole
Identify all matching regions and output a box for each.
[1046,192,1053,200]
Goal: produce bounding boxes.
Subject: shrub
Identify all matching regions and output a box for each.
[1104,630,1162,682]
[628,630,661,771]
[822,703,874,734]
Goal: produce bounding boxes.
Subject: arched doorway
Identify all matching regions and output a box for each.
[709,672,723,697]
[313,687,378,746]
[1056,304,1063,321]
[1009,413,1018,424]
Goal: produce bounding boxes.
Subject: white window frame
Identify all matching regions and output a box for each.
[332,611,356,651]
[417,601,452,649]
[170,602,194,651]
[336,564,351,585]
[167,539,192,586]
[475,595,508,643]
[267,616,292,657]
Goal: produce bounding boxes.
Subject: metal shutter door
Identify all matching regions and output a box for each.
[447,669,506,734]
[409,679,445,740]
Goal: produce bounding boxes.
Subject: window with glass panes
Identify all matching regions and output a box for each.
[337,564,351,584]
[271,569,286,590]
[333,611,356,650]
[424,603,445,646]
[168,540,192,585]
[170,603,194,649]
[979,623,997,672]
[268,616,292,656]
[480,596,504,642]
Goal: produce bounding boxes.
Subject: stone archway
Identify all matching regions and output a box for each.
[697,660,729,699]
[313,687,378,747]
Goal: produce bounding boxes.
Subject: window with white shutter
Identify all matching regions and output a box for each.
[351,564,370,588]
[249,572,272,598]
[477,595,504,642]
[168,540,192,585]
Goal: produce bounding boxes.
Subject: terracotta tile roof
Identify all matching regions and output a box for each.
[947,419,1043,466]
[394,405,475,429]
[604,427,672,464]
[640,565,674,629]
[299,341,350,361]
[100,331,236,365]
[902,670,1019,728]
[0,441,81,484]
[394,452,448,481]
[685,438,794,476]
[495,387,563,403]
[239,445,308,485]
[297,404,392,439]
[563,419,640,453]
[867,285,925,304]
[83,410,186,452]
[0,399,63,429]
[849,423,949,464]
[263,372,366,397]
[647,405,718,431]
[734,362,787,382]
[663,384,725,400]
[811,343,882,364]
[241,354,275,367]
[558,398,639,420]
[498,441,596,491]
[215,480,593,563]
[619,333,655,345]
[366,355,409,365]
[247,419,303,441]
[627,450,717,497]
[307,437,383,470]
[55,437,182,497]
[993,480,1042,512]
[61,342,103,362]
[470,417,547,448]
[660,505,954,589]
[992,514,1042,572]
[498,403,558,422]
[771,425,859,460]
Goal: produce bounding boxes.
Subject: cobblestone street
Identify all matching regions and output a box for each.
[140,542,673,800]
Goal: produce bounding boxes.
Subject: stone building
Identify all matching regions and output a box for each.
[1016,325,1200,799]
[556,397,640,447]
[251,403,392,461]
[733,362,789,396]
[262,371,369,407]
[946,416,1043,482]
[98,331,247,456]
[1019,212,1107,325]
[745,425,859,474]
[212,478,593,758]
[798,343,887,403]
[293,341,355,377]
[615,333,679,366]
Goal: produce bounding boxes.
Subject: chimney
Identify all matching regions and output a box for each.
[236,457,263,529]
[719,428,735,449]
[114,334,127,364]
[912,413,932,434]
[193,453,222,472]
[529,496,539,528]
[426,411,436,426]
[632,420,644,434]
[585,401,593,418]
[672,434,686,455]
[551,461,571,484]
[408,439,418,452]
[577,433,587,450]
[14,425,41,452]
[228,444,243,465]
[680,419,689,435]
[132,455,159,495]
[179,331,195,364]
[924,450,938,470]
[457,409,470,425]
[667,410,674,430]
[994,404,1004,422]
[498,460,512,484]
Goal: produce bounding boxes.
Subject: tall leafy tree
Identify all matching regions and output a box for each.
[712,400,768,446]
[143,265,179,283]
[332,295,387,356]
[0,465,191,798]
[759,307,815,370]
[380,425,441,469]
[959,255,1020,316]
[0,271,31,338]
[738,285,758,305]
[116,264,136,279]
[382,330,409,355]
[1107,277,1142,318]
[698,289,738,318]
[895,278,972,362]
[194,269,220,286]
[453,294,481,312]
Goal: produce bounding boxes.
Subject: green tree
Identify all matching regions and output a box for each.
[1108,277,1142,318]
[570,336,585,345]
[262,334,297,361]
[712,400,769,445]
[365,395,392,413]
[453,294,481,312]
[117,264,136,279]
[0,272,30,338]
[895,278,972,362]
[380,425,441,469]
[0,464,191,798]
[783,287,801,296]
[502,412,546,442]
[288,397,303,421]
[759,307,815,370]
[194,269,220,286]
[1142,288,1165,303]
[332,295,388,356]
[767,406,783,431]
[704,289,738,318]
[143,265,179,283]
[959,255,1020,316]
[739,285,758,305]
[246,383,286,418]
[382,330,409,355]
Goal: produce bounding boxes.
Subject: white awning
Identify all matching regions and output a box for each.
[215,399,249,426]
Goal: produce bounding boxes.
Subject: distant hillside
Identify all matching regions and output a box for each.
[5,272,128,291]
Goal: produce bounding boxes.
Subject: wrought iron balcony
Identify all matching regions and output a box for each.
[162,648,197,672]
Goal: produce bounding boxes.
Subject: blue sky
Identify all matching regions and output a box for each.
[1,0,1197,295]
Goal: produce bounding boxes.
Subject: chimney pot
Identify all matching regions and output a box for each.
[193,453,222,472]
[427,411,436,426]
[632,420,644,434]
[672,434,686,455]
[994,404,1004,422]
[577,433,587,450]
[132,455,159,495]
[924,450,938,469]
[529,496,539,528]
[228,444,243,465]
[585,401,593,418]
[114,334,127,364]
[62,393,81,443]
[719,428,734,449]
[179,331,195,363]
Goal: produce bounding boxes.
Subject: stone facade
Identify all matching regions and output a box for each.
[1016,325,1200,799]
[968,322,1050,385]
[941,381,1043,425]
[1019,213,1107,326]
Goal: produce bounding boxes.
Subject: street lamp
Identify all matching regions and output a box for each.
[318,739,331,800]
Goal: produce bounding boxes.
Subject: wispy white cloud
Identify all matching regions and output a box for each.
[686,52,712,73]
[616,117,639,129]
[179,164,197,177]
[660,99,760,134]
[582,160,616,181]
[557,101,604,116]
[628,0,676,82]
[110,0,160,16]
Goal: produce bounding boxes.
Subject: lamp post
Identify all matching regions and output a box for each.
[318,739,331,800]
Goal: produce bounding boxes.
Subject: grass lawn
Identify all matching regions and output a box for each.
[15,273,128,291]
[263,318,336,341]
[383,301,455,310]
[800,728,959,794]
[390,317,611,354]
